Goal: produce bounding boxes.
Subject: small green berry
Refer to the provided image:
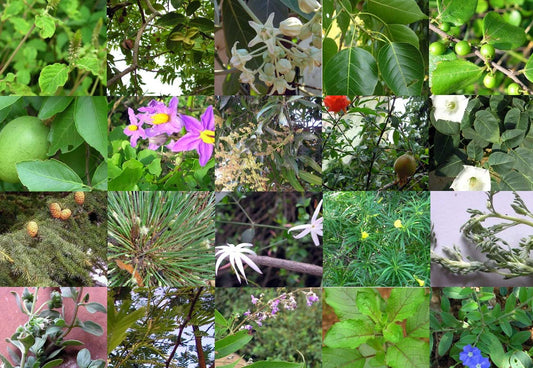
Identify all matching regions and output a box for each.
[480,44,495,60]
[439,22,451,32]
[455,41,471,56]
[483,74,497,89]
[429,42,446,56]
[507,83,521,95]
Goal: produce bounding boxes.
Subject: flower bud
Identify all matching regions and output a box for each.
[299,22,312,39]
[312,22,322,36]
[279,17,303,37]
[298,0,320,13]
[285,70,296,82]
[312,35,322,48]
[264,62,275,75]
[276,58,292,74]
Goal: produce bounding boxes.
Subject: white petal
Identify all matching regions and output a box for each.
[312,199,323,222]
[288,224,311,233]
[239,253,263,275]
[215,252,229,275]
[450,165,491,191]
[311,231,320,246]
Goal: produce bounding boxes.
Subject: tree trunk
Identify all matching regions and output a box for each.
[193,324,206,368]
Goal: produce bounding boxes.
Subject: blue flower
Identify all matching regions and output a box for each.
[459,345,490,368]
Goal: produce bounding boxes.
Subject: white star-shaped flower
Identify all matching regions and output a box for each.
[450,165,491,191]
[248,12,280,55]
[431,95,469,123]
[230,42,252,70]
[288,199,323,246]
[215,243,263,284]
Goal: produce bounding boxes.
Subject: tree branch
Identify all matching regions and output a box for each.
[247,255,323,276]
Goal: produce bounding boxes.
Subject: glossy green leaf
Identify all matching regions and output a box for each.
[437,0,477,25]
[523,56,533,83]
[474,110,500,144]
[431,60,483,94]
[215,330,253,359]
[385,338,428,368]
[377,43,424,95]
[0,97,21,111]
[483,12,526,50]
[38,97,73,119]
[48,104,84,155]
[366,0,426,24]
[383,322,403,343]
[39,63,69,95]
[74,97,107,157]
[17,159,85,191]
[386,24,419,48]
[156,12,186,27]
[323,37,338,69]
[322,347,365,368]
[323,316,375,349]
[91,161,108,190]
[324,48,378,96]
[35,14,56,38]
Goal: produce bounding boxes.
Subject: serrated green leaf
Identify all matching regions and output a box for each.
[76,56,102,78]
[366,0,427,24]
[16,159,86,191]
[324,48,378,96]
[324,288,359,320]
[38,63,69,95]
[386,288,426,322]
[322,347,365,368]
[377,42,424,95]
[483,12,526,50]
[323,316,376,349]
[385,338,428,368]
[431,60,483,94]
[35,14,56,38]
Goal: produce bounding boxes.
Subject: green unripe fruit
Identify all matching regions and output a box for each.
[448,26,461,36]
[439,22,451,32]
[507,82,521,95]
[483,73,497,89]
[429,42,446,56]
[480,44,495,60]
[454,41,471,56]
[0,116,49,183]
[503,10,522,27]
[394,153,417,183]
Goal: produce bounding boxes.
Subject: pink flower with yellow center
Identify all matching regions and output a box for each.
[123,108,146,147]
[166,105,215,167]
[138,97,182,137]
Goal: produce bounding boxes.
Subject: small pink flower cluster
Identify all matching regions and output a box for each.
[123,97,215,166]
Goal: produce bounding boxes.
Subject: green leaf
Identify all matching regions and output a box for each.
[91,161,108,191]
[509,351,532,368]
[186,0,201,15]
[83,302,106,314]
[76,56,102,78]
[323,316,376,349]
[41,359,63,368]
[433,119,460,135]
[107,300,146,354]
[0,97,21,111]
[324,48,378,96]
[377,43,424,95]
[483,12,526,50]
[431,60,483,94]
[322,347,365,368]
[38,63,69,95]
[474,110,500,144]
[246,362,303,368]
[38,97,73,119]
[215,309,228,329]
[501,129,525,149]
[488,152,515,174]
[48,103,84,155]
[80,321,103,336]
[523,56,533,83]
[479,332,506,367]
[323,37,338,70]
[77,348,91,368]
[386,288,426,322]
[156,12,186,27]
[356,289,381,319]
[500,320,513,337]
[386,24,420,49]
[60,340,84,346]
[17,159,86,191]
[147,157,162,176]
[74,97,107,157]
[438,0,477,25]
[108,159,144,190]
[35,14,56,38]
[0,353,14,368]
[383,322,403,343]
[325,288,359,320]
[366,0,427,24]
[405,297,429,339]
[298,170,322,186]
[215,330,253,359]
[511,147,533,176]
[385,338,428,368]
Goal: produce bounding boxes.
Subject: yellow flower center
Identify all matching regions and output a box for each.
[361,231,369,240]
[127,125,138,131]
[468,176,483,190]
[200,129,215,144]
[152,113,170,125]
[394,219,403,228]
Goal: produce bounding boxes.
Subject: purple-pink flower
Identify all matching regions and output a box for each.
[123,108,146,147]
[166,105,215,166]
[139,97,182,137]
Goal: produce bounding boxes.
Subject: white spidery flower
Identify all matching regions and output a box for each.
[215,243,263,284]
[288,199,323,246]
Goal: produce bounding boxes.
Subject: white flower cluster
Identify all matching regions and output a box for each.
[229,0,322,95]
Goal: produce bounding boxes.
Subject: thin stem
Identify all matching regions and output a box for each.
[235,0,261,24]
[0,24,36,76]
[216,219,286,231]
[59,287,83,340]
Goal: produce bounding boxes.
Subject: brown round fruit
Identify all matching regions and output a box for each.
[49,202,61,218]
[27,221,38,237]
[74,191,85,205]
[60,209,72,220]
[394,154,417,183]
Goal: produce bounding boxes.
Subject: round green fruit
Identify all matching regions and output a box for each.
[439,22,451,32]
[507,82,521,95]
[454,41,471,56]
[480,44,495,60]
[429,42,446,56]
[0,116,49,183]
[483,73,497,89]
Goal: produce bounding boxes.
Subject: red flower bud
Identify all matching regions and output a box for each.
[324,96,350,113]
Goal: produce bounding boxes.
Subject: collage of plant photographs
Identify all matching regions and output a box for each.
[0,0,533,367]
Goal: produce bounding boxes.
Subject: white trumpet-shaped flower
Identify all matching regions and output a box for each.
[450,165,491,191]
[288,199,323,246]
[215,243,263,284]
[431,95,469,123]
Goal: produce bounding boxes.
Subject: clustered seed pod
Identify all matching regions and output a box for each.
[27,221,38,237]
[60,209,72,220]
[49,202,62,218]
[74,191,85,205]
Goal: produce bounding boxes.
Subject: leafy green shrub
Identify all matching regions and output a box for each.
[430,0,533,94]
[323,287,429,368]
[323,0,428,96]
[323,191,430,286]
[0,0,106,95]
[431,287,533,367]
[0,97,106,192]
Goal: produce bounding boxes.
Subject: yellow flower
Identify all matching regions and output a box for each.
[413,275,425,287]
[361,231,369,240]
[394,219,403,228]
